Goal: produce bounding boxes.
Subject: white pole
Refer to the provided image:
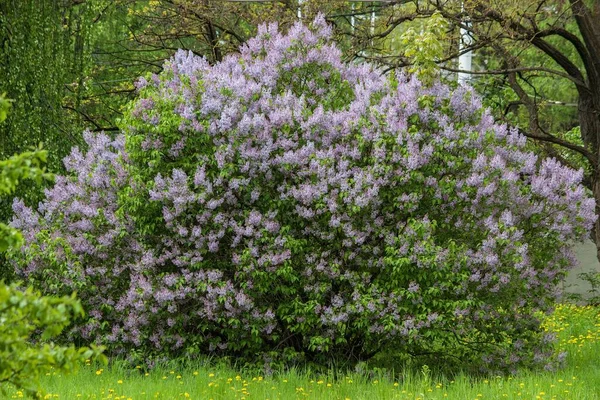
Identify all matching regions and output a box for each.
[298,0,303,20]
[458,4,472,85]
[370,6,375,37]
[351,3,355,33]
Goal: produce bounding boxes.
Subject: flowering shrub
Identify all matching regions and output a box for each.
[9,17,596,373]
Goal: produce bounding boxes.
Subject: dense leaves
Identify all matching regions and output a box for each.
[9,17,596,373]
[0,284,105,398]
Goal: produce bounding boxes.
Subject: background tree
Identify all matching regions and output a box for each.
[347,0,600,256]
[0,1,83,167]
[0,0,85,220]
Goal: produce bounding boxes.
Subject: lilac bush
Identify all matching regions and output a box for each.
[9,16,596,372]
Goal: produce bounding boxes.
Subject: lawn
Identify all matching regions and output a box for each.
[5,304,599,400]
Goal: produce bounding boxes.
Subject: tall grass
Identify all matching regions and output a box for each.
[6,304,600,399]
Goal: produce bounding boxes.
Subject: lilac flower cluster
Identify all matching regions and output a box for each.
[10,16,595,372]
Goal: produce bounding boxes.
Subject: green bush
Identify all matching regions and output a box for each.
[0,283,105,398]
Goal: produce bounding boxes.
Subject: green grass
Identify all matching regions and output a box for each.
[5,304,600,400]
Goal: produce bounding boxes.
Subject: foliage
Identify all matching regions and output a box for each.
[0,0,78,162]
[0,148,51,253]
[0,94,11,123]
[0,99,105,398]
[0,284,105,398]
[399,11,448,86]
[9,17,596,374]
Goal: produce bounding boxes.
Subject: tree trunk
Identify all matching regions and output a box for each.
[591,174,600,263]
[579,92,600,155]
[578,87,600,260]
[573,0,600,259]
